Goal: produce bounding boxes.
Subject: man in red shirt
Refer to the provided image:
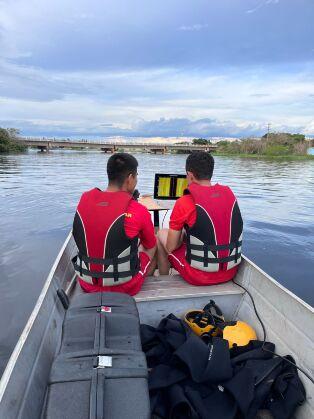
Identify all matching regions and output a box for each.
[72,153,156,295]
[157,151,243,285]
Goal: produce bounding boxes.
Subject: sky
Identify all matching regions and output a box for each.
[0,0,314,138]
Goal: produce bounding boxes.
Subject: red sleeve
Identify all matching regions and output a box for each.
[124,201,156,249]
[169,195,196,231]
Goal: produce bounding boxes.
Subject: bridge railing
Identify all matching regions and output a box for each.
[23,138,216,148]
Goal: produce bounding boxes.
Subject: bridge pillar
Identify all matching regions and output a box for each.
[101,147,115,153]
[151,148,165,154]
[37,145,49,152]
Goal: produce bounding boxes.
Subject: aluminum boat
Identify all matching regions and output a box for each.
[0,232,313,418]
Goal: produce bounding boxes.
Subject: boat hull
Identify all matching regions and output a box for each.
[0,233,312,418]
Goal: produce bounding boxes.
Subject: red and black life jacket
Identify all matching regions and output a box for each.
[72,188,140,286]
[185,183,243,272]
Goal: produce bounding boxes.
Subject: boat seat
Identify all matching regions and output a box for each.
[60,292,142,354]
[43,292,150,419]
[135,274,244,302]
[135,274,245,326]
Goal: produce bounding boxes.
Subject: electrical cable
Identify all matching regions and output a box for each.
[232,279,314,385]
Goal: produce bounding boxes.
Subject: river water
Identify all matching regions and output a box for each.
[0,150,313,375]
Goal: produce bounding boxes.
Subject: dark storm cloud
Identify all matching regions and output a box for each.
[1,117,266,138]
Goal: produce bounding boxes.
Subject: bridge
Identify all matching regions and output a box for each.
[22,138,217,154]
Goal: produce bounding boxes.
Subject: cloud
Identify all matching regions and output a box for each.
[1,61,314,137]
[132,117,264,137]
[178,24,208,31]
[246,0,279,14]
[0,0,314,138]
[0,113,307,139]
[1,0,313,70]
[303,120,314,135]
[250,93,271,97]
[0,116,264,138]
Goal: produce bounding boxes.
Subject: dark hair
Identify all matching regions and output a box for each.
[107,153,138,186]
[186,151,214,180]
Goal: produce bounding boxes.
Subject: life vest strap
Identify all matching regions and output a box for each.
[72,252,140,282]
[72,263,138,279]
[189,240,242,252]
[77,253,132,266]
[189,253,241,264]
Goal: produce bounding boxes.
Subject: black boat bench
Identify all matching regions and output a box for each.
[42,292,150,419]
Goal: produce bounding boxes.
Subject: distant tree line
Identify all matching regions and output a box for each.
[216,133,310,156]
[192,138,211,145]
[0,128,26,153]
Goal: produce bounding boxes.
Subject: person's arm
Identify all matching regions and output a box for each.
[125,201,156,258]
[166,195,194,253]
[166,229,184,253]
[137,205,157,258]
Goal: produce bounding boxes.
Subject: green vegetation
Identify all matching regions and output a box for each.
[214,133,313,159]
[192,138,211,145]
[215,153,314,161]
[0,128,27,153]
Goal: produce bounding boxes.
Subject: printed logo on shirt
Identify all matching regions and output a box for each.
[125,213,132,218]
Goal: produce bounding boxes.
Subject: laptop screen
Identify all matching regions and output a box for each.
[154,174,188,200]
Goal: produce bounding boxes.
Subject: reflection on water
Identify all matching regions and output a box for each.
[0,150,313,375]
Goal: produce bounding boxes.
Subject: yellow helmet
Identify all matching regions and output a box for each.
[184,300,225,337]
[223,321,257,348]
[184,310,216,336]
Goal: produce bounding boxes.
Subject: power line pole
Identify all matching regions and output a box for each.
[266,123,271,141]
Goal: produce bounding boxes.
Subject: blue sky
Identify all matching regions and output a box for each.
[0,0,314,138]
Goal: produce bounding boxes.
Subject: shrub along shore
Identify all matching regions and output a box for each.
[211,133,314,160]
[0,128,26,153]
[213,153,314,160]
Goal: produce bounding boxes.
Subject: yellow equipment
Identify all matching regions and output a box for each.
[184,300,225,337]
[223,321,257,348]
[185,310,217,336]
[184,301,257,348]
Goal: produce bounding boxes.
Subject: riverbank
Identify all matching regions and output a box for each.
[213,132,313,160]
[213,152,314,160]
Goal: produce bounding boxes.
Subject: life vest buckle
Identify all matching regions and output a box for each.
[96,306,112,313]
[94,355,112,369]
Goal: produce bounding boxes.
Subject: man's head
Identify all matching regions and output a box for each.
[186,151,214,185]
[107,153,138,193]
